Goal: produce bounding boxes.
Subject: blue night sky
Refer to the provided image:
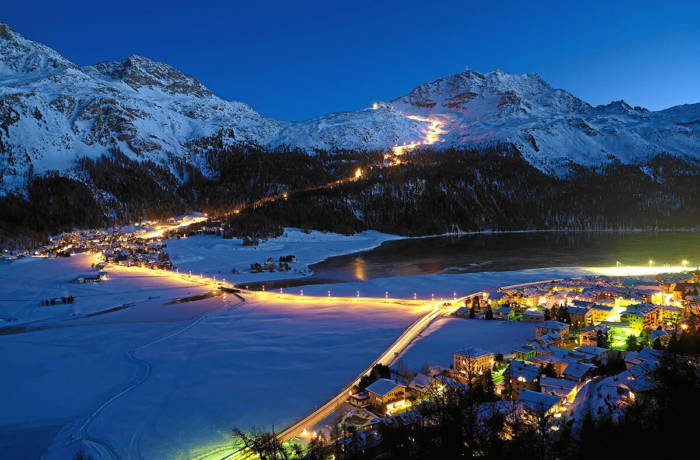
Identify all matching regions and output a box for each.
[3,0,699,120]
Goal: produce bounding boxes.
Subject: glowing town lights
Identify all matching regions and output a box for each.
[354,168,362,180]
[233,209,240,214]
[594,264,693,277]
[681,323,689,330]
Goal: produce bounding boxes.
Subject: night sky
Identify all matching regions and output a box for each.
[4,0,699,120]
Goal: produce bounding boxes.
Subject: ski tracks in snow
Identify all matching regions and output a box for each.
[68,298,246,460]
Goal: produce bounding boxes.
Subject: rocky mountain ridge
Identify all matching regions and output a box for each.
[1,22,699,197]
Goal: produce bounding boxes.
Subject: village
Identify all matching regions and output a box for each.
[311,270,700,447]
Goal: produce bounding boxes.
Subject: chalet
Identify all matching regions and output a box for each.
[540,376,579,402]
[495,306,515,320]
[535,321,570,339]
[574,345,614,363]
[523,310,545,323]
[454,347,494,378]
[567,306,592,326]
[366,379,406,414]
[579,325,601,346]
[408,373,438,396]
[349,391,370,408]
[534,331,564,347]
[505,361,540,396]
[562,362,596,382]
[518,390,563,416]
[72,271,108,284]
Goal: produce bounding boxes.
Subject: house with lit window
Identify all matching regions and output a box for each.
[562,362,596,382]
[518,390,564,416]
[454,347,494,378]
[660,305,683,327]
[535,321,570,339]
[620,304,661,333]
[540,376,579,402]
[366,378,406,415]
[589,304,615,324]
[567,306,592,326]
[504,360,540,396]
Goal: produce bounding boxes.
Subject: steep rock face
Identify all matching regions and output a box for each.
[1,23,699,196]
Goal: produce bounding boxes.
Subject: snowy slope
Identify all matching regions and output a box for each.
[1,22,699,195]
[389,69,700,174]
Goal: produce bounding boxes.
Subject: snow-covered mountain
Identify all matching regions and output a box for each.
[389,69,700,174]
[1,22,699,195]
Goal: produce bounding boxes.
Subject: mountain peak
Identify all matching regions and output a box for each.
[593,99,649,115]
[0,23,76,78]
[86,54,212,97]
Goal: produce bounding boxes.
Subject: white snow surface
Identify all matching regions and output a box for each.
[2,22,699,193]
[0,231,622,459]
[0,254,423,459]
[165,227,401,285]
[395,318,536,369]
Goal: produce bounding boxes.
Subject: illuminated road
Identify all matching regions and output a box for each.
[272,293,478,446]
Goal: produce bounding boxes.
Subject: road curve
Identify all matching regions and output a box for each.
[273,292,483,445]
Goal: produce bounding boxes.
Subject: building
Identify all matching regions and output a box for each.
[620,304,661,333]
[589,304,615,324]
[535,321,570,339]
[579,325,601,346]
[523,310,545,323]
[408,373,438,396]
[562,362,596,382]
[574,345,610,363]
[366,378,406,414]
[505,360,541,396]
[540,377,579,402]
[660,305,683,327]
[349,391,370,407]
[567,306,592,326]
[454,347,494,378]
[518,390,564,416]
